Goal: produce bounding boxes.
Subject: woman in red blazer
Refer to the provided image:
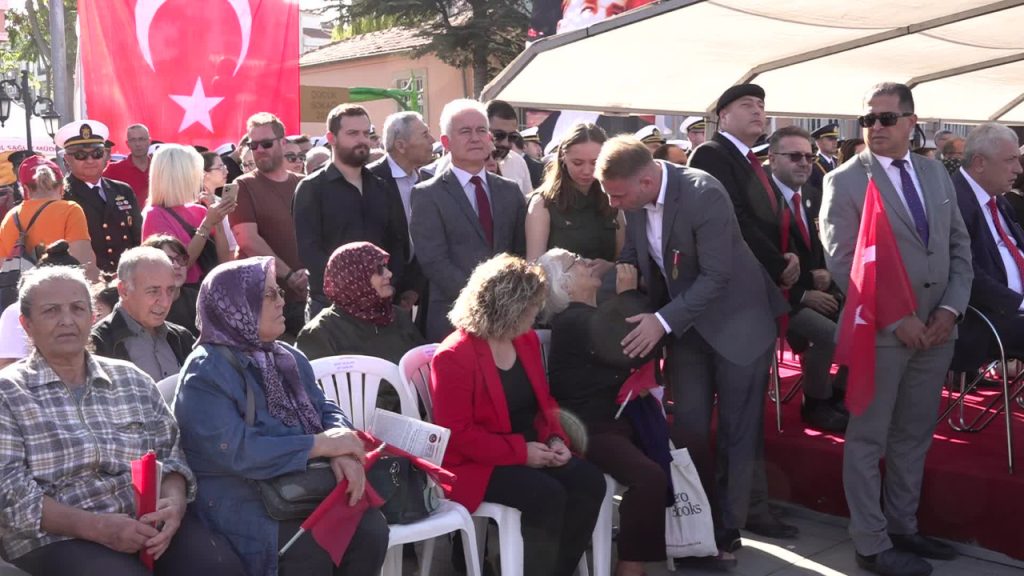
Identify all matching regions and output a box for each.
[430,254,605,576]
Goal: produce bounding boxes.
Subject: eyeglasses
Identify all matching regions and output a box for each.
[373,263,390,276]
[242,161,257,171]
[566,255,583,271]
[491,129,523,145]
[70,149,106,161]
[250,138,279,150]
[284,153,306,163]
[774,152,816,163]
[857,112,914,128]
[264,287,286,301]
[206,164,228,172]
[167,254,188,267]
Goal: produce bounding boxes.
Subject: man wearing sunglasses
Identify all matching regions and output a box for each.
[57,120,142,273]
[486,100,534,196]
[820,82,972,576]
[767,126,848,433]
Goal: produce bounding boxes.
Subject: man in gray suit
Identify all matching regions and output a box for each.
[820,82,973,576]
[410,99,527,342]
[596,136,788,563]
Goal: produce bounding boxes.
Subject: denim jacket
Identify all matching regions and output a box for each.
[174,343,350,576]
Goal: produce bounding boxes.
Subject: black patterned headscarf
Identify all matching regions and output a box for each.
[196,257,323,434]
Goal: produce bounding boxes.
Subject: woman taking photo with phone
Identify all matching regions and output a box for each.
[141,145,235,287]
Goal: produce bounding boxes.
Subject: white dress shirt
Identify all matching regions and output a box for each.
[449,163,491,215]
[498,150,534,196]
[719,131,752,158]
[387,155,418,224]
[962,168,1024,307]
[771,174,809,231]
[872,151,927,218]
[644,162,672,333]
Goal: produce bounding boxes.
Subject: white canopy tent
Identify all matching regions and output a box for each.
[0,103,58,154]
[482,0,1024,124]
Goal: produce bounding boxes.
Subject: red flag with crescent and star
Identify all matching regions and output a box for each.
[834,178,917,416]
[77,0,299,153]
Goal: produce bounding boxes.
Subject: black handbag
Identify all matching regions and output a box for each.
[215,346,437,523]
[160,206,219,275]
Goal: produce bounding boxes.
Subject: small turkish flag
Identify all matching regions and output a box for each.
[835,178,917,416]
[77,0,299,152]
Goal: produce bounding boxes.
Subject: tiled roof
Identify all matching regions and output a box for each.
[300,26,430,67]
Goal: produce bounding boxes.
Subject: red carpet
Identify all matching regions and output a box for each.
[764,367,1024,560]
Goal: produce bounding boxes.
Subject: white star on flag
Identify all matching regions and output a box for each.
[169,78,224,133]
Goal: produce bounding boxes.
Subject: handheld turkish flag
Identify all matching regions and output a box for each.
[77,0,299,152]
[131,450,159,571]
[835,178,917,416]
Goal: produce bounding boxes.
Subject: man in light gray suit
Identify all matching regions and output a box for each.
[597,136,788,564]
[410,99,527,342]
[821,82,972,576]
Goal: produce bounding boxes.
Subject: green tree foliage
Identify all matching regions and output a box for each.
[346,0,529,97]
[2,0,77,103]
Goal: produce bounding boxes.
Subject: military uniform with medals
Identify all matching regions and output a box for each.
[56,121,142,273]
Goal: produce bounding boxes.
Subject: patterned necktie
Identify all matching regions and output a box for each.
[987,197,1024,288]
[891,159,929,246]
[470,175,493,248]
[746,150,778,213]
[792,192,811,247]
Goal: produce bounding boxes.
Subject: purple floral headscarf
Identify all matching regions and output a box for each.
[197,257,323,434]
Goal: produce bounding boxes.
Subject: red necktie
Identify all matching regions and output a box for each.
[792,191,811,247]
[987,197,1024,288]
[746,150,778,213]
[470,175,494,248]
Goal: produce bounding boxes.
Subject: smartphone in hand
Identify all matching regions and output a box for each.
[219,182,239,205]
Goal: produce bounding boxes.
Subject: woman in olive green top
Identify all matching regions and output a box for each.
[526,122,625,263]
[296,242,425,410]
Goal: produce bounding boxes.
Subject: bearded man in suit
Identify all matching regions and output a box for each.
[598,136,788,563]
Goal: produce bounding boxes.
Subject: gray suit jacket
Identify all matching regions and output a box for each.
[820,150,973,347]
[620,162,788,366]
[409,166,527,341]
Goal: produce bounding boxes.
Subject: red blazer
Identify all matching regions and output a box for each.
[430,329,568,512]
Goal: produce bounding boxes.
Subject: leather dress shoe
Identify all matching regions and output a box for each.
[744,516,799,539]
[890,533,957,560]
[856,548,932,576]
[801,398,849,432]
[715,527,742,552]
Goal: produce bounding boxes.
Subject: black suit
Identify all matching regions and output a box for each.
[293,163,409,302]
[688,133,788,284]
[952,169,1024,365]
[368,155,428,335]
[63,175,142,273]
[808,153,837,192]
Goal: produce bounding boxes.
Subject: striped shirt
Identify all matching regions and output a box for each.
[0,351,195,559]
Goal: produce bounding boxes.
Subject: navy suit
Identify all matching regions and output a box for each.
[952,169,1024,365]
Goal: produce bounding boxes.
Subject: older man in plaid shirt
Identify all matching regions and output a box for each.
[0,266,243,575]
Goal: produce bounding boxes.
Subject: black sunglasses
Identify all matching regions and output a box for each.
[491,129,523,144]
[250,138,279,150]
[857,112,914,128]
[774,152,816,163]
[71,149,106,161]
[284,153,306,163]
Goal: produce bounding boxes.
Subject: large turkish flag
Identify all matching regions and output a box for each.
[77,0,299,153]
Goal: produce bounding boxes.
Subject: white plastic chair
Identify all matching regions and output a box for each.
[155,374,177,405]
[398,344,440,422]
[309,354,481,576]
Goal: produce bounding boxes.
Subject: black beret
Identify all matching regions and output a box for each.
[716,83,765,116]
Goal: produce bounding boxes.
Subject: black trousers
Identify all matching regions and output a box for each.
[483,457,605,576]
[11,510,244,576]
[277,509,389,576]
[587,418,668,561]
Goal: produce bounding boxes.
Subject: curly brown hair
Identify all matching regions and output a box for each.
[448,254,547,340]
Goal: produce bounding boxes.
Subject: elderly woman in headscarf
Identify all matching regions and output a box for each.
[174,257,388,576]
[296,242,424,412]
[297,242,424,364]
